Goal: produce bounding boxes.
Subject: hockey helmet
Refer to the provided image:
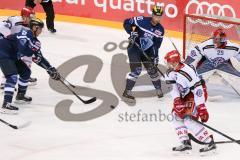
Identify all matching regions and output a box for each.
[29,18,44,29]
[164,50,181,63]
[21,7,35,18]
[152,5,164,16]
[212,28,227,48]
[164,50,181,69]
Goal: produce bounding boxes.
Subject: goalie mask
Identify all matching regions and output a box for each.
[212,28,227,48]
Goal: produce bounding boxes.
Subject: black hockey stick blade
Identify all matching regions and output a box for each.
[83,97,97,104]
[188,133,240,145]
[0,119,31,129]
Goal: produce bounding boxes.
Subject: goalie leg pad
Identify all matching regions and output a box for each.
[217,70,240,96]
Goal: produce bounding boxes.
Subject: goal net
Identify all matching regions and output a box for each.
[183,14,240,60]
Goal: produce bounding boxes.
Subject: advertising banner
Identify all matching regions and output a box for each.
[0,0,239,32]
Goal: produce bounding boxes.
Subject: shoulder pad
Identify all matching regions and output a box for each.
[178,70,193,82]
[135,16,144,21]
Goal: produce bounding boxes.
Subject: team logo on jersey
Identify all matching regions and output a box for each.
[210,57,225,67]
[190,50,197,57]
[196,89,203,97]
[20,39,27,45]
[154,30,162,36]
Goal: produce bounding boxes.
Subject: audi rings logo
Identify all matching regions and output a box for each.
[185,1,236,28]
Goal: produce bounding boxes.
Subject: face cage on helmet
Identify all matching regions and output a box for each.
[164,59,174,69]
[213,37,226,48]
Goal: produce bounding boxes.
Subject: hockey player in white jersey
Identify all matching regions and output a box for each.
[0,7,35,37]
[185,28,240,96]
[164,50,216,153]
[0,7,37,88]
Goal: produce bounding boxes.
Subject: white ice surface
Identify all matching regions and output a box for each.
[0,19,240,160]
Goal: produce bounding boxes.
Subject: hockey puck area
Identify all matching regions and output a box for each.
[110,105,116,109]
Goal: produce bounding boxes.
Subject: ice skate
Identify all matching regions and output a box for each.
[0,102,18,114]
[172,140,192,153]
[15,93,32,104]
[122,90,136,103]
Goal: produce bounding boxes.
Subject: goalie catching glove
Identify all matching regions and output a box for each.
[47,67,61,80]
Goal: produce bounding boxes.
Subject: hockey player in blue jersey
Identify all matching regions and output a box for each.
[122,5,165,103]
[0,7,38,88]
[0,18,60,114]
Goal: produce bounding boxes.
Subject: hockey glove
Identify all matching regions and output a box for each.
[128,31,138,48]
[47,67,61,80]
[173,97,186,119]
[197,104,209,123]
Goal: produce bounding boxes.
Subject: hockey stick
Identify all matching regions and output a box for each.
[59,78,96,104]
[188,133,240,145]
[63,78,76,88]
[165,31,180,52]
[60,75,77,88]
[192,119,240,145]
[0,119,31,129]
[133,42,165,78]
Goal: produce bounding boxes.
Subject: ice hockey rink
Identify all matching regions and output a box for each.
[0,19,240,160]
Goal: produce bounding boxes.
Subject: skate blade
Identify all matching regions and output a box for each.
[200,148,217,157]
[121,97,136,103]
[28,82,37,86]
[0,108,18,115]
[173,150,192,156]
[14,100,31,104]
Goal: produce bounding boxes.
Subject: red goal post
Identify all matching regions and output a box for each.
[183,14,240,59]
